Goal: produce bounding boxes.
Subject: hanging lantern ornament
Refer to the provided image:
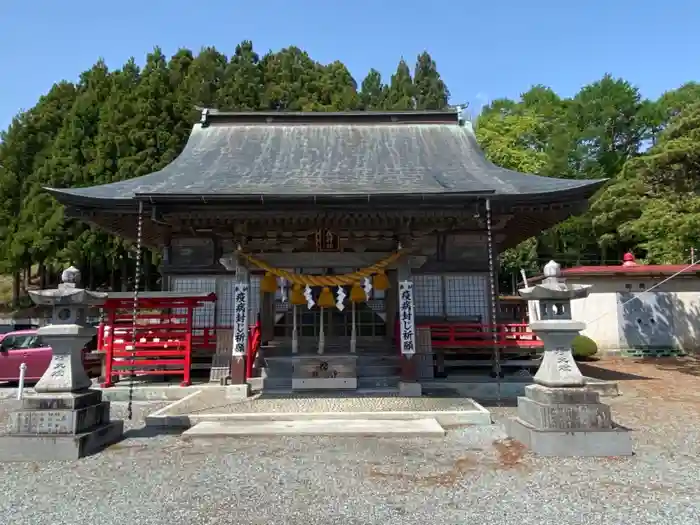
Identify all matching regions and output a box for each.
[290,284,306,305]
[373,271,390,291]
[362,277,373,300]
[335,286,346,311]
[260,272,278,294]
[318,286,335,309]
[350,282,366,303]
[303,285,315,309]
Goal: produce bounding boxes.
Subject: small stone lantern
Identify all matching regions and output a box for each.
[506,260,633,456]
[29,266,108,392]
[518,260,591,387]
[0,266,124,461]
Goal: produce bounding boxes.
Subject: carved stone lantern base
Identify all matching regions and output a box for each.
[505,385,633,457]
[0,323,123,461]
[529,320,586,387]
[34,324,93,393]
[0,265,123,460]
[0,390,124,461]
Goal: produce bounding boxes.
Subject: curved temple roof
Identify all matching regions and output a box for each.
[48,110,604,206]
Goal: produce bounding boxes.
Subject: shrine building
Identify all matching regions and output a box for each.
[47,109,604,394]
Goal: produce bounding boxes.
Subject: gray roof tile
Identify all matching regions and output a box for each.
[48,111,604,203]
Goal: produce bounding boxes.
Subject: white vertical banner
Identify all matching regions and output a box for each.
[398,280,416,356]
[232,283,249,356]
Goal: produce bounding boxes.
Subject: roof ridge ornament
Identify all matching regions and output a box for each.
[200,108,210,127]
[450,102,468,126]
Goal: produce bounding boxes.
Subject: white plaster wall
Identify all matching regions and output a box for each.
[565,275,700,353]
[569,290,619,352]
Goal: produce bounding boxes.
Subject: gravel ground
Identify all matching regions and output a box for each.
[0,358,698,525]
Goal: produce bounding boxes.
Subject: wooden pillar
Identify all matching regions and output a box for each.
[385,269,398,343]
[261,289,275,343]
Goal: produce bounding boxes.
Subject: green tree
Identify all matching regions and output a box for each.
[6,41,700,309]
[603,103,700,263]
[413,52,449,110]
[384,59,415,110]
[359,69,386,110]
[215,41,263,111]
[568,74,648,180]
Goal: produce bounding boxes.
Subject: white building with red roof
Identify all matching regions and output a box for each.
[532,253,700,357]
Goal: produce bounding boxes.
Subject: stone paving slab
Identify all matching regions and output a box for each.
[183,418,447,438]
[176,392,487,415]
[146,392,492,428]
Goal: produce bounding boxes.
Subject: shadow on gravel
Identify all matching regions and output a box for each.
[473,398,518,408]
[641,357,700,377]
[578,363,655,381]
[123,426,184,439]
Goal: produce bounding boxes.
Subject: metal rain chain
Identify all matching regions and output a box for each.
[127,201,144,421]
[485,198,502,405]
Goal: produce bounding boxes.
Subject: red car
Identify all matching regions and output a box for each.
[0,329,101,383]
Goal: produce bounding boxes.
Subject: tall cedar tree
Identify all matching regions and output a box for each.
[413,52,449,110]
[1,42,700,304]
[384,59,415,110]
[359,69,386,110]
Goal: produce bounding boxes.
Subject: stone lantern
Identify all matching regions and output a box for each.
[0,266,124,461]
[505,260,633,457]
[519,260,591,387]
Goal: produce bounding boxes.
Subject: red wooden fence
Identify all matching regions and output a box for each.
[421,322,542,352]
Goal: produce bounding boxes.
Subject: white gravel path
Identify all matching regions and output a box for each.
[0,400,696,525]
[1,357,700,525]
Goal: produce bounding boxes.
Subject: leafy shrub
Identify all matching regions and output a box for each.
[572,335,598,359]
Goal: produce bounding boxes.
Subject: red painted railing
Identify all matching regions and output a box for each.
[397,321,543,352]
[98,294,217,388]
[246,320,262,380]
[100,311,195,387]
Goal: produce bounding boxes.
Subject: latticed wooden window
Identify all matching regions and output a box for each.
[413,274,491,322]
[413,275,444,317]
[169,275,261,329]
[444,274,489,323]
[248,275,261,321]
[169,276,216,327]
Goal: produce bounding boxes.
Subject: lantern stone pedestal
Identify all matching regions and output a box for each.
[0,267,124,461]
[505,261,633,457]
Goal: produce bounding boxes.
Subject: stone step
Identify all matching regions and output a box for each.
[357,354,401,366]
[261,340,394,351]
[355,364,401,377]
[259,376,293,390]
[260,368,399,385]
[358,375,400,389]
[182,418,446,438]
[263,346,396,355]
[260,359,398,376]
[260,360,294,374]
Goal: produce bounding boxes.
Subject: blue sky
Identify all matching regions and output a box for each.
[0,0,697,131]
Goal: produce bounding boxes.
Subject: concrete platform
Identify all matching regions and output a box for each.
[182,418,446,438]
[506,417,633,457]
[92,381,249,402]
[146,392,492,428]
[75,373,618,402]
[421,375,619,400]
[0,420,124,461]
